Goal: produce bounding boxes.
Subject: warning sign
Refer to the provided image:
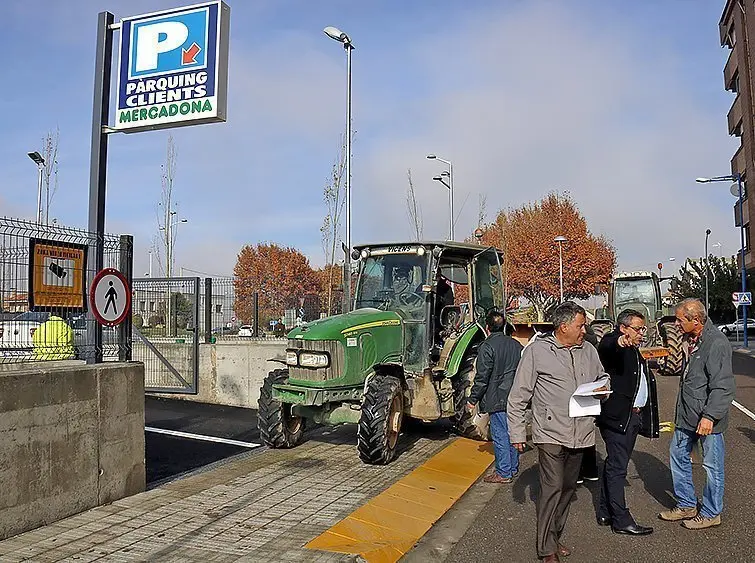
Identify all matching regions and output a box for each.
[28,238,87,311]
[90,268,131,326]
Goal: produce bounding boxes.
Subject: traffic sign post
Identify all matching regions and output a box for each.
[90,268,132,327]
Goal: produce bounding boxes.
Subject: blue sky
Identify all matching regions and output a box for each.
[0,0,739,277]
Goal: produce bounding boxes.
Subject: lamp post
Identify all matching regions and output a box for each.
[427,155,454,240]
[696,175,748,347]
[324,26,354,312]
[27,151,45,224]
[554,235,567,302]
[705,229,711,312]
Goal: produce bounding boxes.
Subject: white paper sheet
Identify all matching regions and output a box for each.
[569,376,611,418]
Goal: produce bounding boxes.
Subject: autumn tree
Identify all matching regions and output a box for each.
[478,192,616,321]
[314,263,343,317]
[233,243,319,326]
[670,255,740,323]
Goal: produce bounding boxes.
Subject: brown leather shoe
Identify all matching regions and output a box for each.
[542,554,560,563]
[483,473,513,483]
[558,544,571,557]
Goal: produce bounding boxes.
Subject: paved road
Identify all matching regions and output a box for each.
[418,349,755,563]
[145,397,260,485]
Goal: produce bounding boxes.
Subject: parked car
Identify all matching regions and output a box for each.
[238,325,254,337]
[717,318,755,336]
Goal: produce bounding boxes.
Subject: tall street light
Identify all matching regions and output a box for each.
[554,235,567,302]
[427,154,454,240]
[27,151,45,224]
[697,175,748,347]
[432,172,453,240]
[324,26,354,312]
[705,228,711,312]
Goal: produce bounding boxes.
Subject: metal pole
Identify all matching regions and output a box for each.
[118,235,133,362]
[559,242,564,302]
[87,11,114,364]
[344,42,353,313]
[449,162,454,241]
[36,165,44,224]
[705,229,711,312]
[204,277,212,344]
[738,174,748,347]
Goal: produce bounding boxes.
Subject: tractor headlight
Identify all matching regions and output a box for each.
[285,351,299,366]
[299,352,330,368]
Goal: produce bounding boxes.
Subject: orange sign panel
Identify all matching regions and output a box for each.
[28,239,88,311]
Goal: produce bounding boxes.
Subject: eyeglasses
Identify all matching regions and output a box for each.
[626,325,647,333]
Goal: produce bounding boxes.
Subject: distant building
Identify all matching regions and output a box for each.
[720,1,754,271]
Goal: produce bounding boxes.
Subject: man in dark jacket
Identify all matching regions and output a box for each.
[659,298,735,530]
[468,309,523,483]
[596,309,659,535]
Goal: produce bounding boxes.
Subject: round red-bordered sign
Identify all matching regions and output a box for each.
[90,268,131,327]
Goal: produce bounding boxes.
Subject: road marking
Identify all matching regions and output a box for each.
[145,427,261,449]
[306,438,494,562]
[732,400,755,422]
[659,421,675,433]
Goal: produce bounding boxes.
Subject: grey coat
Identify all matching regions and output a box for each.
[675,319,736,433]
[507,332,609,449]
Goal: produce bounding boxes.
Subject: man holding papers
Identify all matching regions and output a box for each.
[595,309,659,536]
[508,302,608,563]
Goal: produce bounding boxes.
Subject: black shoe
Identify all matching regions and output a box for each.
[612,523,653,536]
[597,517,612,526]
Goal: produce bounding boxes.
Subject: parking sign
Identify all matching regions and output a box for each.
[115,1,230,132]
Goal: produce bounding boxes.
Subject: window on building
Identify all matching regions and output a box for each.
[215,304,222,314]
[150,301,156,312]
[140,301,146,312]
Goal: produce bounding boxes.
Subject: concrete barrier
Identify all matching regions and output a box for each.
[151,339,287,408]
[0,362,145,540]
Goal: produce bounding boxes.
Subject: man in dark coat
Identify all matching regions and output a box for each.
[659,298,735,530]
[596,309,659,535]
[468,309,523,483]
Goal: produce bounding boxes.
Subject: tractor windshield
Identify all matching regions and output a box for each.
[614,278,656,307]
[355,253,428,314]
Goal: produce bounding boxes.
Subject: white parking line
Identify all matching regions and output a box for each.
[145,426,262,448]
[732,400,755,423]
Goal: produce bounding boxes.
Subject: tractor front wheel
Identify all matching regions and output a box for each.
[258,369,306,448]
[357,375,404,465]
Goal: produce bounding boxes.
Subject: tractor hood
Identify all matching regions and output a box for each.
[288,308,402,341]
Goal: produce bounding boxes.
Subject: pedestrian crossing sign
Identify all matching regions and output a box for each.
[733,292,752,306]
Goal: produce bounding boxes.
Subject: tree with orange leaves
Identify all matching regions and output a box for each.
[233,243,320,325]
[477,192,615,321]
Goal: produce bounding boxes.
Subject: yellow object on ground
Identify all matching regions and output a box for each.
[32,315,75,360]
[306,437,494,563]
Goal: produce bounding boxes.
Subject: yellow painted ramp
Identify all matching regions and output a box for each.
[306,438,494,563]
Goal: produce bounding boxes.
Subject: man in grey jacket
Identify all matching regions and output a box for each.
[659,298,735,530]
[508,302,608,563]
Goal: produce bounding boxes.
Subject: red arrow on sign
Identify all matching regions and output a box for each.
[182,42,201,65]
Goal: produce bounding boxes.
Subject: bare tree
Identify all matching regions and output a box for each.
[406,169,423,241]
[320,136,347,315]
[155,136,179,278]
[40,128,60,224]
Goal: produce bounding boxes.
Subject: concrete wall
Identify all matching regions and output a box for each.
[152,339,287,408]
[0,362,145,540]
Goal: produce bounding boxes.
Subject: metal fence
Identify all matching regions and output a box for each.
[0,216,132,364]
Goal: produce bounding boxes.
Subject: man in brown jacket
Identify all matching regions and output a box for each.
[508,302,609,563]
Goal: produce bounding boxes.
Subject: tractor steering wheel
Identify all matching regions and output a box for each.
[399,291,424,308]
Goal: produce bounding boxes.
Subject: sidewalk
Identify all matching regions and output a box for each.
[0,425,455,562]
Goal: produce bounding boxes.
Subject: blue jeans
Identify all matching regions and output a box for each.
[669,428,725,518]
[490,411,519,478]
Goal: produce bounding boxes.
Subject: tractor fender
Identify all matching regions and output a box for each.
[365,362,404,396]
[446,324,484,378]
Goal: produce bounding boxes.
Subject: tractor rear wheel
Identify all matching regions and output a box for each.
[590,322,612,345]
[258,369,306,448]
[659,322,684,376]
[357,375,404,465]
[452,353,488,441]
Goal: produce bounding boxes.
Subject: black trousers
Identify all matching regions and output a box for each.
[536,444,583,558]
[598,411,642,528]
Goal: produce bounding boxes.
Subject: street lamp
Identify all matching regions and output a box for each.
[705,229,711,312]
[432,173,453,240]
[324,26,354,312]
[27,151,45,224]
[427,154,454,240]
[554,235,567,302]
[697,174,748,347]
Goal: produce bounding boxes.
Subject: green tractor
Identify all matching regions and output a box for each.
[590,271,684,376]
[258,242,504,464]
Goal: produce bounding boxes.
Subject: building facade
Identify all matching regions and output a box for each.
[721,0,754,270]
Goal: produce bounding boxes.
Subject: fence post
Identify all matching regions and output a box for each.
[204,277,212,343]
[118,234,133,362]
[253,292,259,337]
